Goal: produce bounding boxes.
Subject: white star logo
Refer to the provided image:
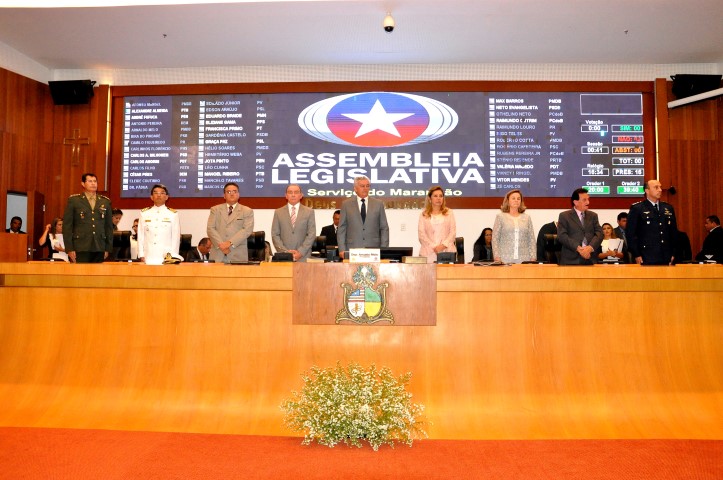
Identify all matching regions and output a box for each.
[341,100,414,138]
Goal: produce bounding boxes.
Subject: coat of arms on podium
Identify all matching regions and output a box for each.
[336,264,394,325]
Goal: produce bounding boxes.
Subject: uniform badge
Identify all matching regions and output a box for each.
[336,264,394,325]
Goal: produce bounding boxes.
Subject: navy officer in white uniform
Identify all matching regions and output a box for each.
[138,184,181,265]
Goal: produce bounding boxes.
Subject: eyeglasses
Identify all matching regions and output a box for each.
[224,190,239,194]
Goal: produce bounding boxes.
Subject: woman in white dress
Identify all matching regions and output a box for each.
[597,222,626,262]
[418,186,457,263]
[491,189,536,263]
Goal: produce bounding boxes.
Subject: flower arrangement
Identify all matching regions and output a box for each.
[281,362,427,450]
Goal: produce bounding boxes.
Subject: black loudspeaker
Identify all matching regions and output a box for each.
[671,74,722,99]
[48,80,95,105]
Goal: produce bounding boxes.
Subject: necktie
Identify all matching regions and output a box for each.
[228,205,233,216]
[580,212,587,246]
[88,195,96,210]
[290,205,296,228]
[654,203,659,213]
[360,199,366,223]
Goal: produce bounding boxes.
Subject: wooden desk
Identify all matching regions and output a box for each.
[0,262,721,440]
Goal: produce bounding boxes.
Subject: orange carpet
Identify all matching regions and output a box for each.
[0,427,721,479]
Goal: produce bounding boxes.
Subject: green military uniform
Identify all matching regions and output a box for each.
[63,193,114,263]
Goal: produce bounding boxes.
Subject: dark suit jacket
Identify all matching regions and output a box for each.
[320,224,338,247]
[627,199,677,264]
[62,193,114,254]
[185,247,208,262]
[695,226,723,263]
[557,209,603,265]
[5,229,26,234]
[337,196,389,253]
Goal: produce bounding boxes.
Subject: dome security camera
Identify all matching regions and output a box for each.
[383,13,394,33]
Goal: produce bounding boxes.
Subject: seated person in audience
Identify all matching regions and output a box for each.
[6,216,25,234]
[38,217,68,261]
[695,215,722,263]
[185,237,212,262]
[596,222,626,262]
[112,208,123,232]
[536,220,558,263]
[320,210,340,247]
[472,228,494,261]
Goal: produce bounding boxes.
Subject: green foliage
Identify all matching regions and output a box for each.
[281,362,427,450]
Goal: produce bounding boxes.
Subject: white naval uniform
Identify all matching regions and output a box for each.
[138,204,180,265]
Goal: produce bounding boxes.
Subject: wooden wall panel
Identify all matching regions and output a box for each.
[664,80,722,256]
[0,67,108,245]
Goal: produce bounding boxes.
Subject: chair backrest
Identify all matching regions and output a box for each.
[543,233,561,264]
[179,233,192,259]
[246,231,266,261]
[112,230,131,260]
[311,235,326,257]
[455,237,464,264]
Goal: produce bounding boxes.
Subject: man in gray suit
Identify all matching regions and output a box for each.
[557,187,603,265]
[271,184,316,261]
[337,175,389,259]
[206,182,254,263]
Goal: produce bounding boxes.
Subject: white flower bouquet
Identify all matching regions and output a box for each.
[281,362,427,450]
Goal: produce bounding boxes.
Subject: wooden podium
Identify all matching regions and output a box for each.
[292,262,436,325]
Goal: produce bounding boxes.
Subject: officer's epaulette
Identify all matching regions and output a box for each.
[631,200,644,206]
[168,207,177,213]
[141,206,152,212]
[69,193,83,198]
[98,194,110,200]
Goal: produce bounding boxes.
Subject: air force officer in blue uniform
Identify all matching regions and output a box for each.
[626,179,678,265]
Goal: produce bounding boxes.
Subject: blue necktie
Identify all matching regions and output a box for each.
[361,199,366,223]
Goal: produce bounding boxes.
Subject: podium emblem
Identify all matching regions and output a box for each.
[336,264,394,325]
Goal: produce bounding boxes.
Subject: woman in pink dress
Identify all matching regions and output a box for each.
[418,186,457,263]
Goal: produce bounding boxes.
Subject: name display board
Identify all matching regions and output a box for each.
[120,91,646,199]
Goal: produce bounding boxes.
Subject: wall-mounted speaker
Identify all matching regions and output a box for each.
[48,80,95,105]
[671,74,722,99]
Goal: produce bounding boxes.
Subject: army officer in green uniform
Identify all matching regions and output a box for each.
[63,172,114,263]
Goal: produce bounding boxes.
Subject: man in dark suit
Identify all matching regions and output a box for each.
[271,184,316,261]
[5,216,25,234]
[206,182,254,263]
[535,220,558,263]
[557,188,603,265]
[614,211,632,263]
[320,210,340,247]
[337,175,389,259]
[62,172,114,263]
[185,237,212,262]
[626,179,678,265]
[695,215,723,263]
